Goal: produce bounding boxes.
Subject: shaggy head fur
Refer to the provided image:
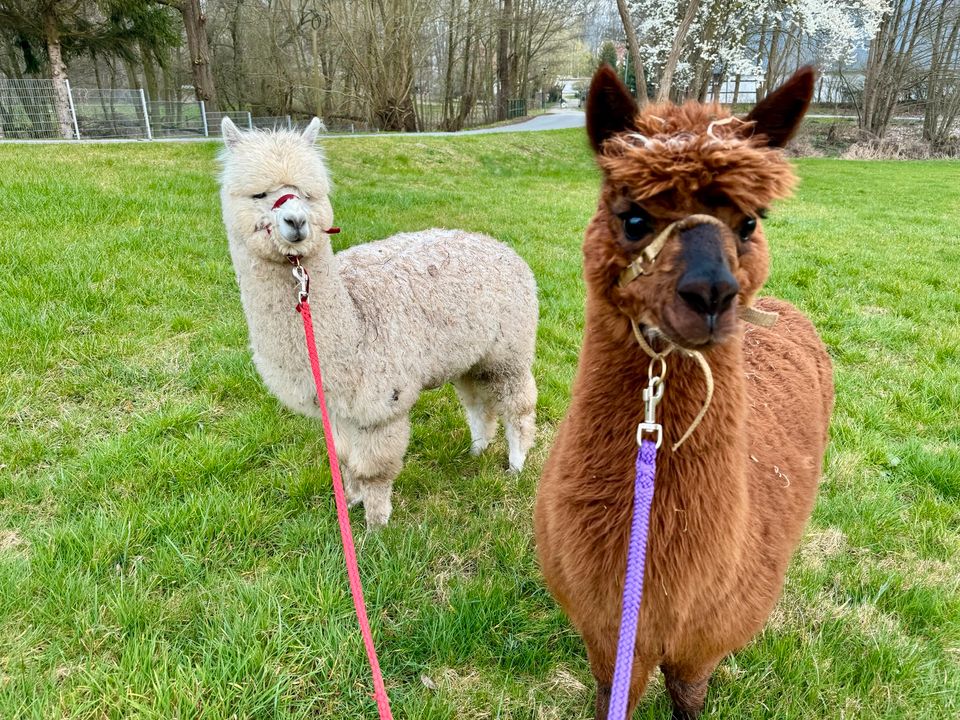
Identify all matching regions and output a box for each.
[585,64,814,350]
[219,117,335,261]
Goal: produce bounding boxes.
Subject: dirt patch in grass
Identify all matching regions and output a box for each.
[799,526,848,570]
[0,530,27,555]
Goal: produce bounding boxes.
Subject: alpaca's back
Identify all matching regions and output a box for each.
[335,228,537,392]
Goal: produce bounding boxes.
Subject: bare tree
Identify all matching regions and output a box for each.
[497,0,513,119]
[656,0,700,102]
[615,0,646,104]
[860,0,936,137]
[922,0,960,148]
[156,0,218,110]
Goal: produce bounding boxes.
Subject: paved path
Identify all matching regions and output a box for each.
[324,108,586,139]
[458,109,585,134]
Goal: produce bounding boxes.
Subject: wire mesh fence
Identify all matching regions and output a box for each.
[0,79,293,142]
[251,115,294,130]
[1,78,536,140]
[0,77,72,139]
[71,88,150,139]
[206,111,253,131]
[146,100,207,138]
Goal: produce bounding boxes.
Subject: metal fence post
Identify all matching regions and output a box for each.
[200,100,209,137]
[139,88,153,140]
[247,112,253,130]
[65,79,80,140]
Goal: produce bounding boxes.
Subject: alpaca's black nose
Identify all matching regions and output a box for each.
[677,272,739,320]
[676,222,739,329]
[284,216,306,230]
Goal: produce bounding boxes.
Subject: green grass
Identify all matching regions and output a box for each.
[1,131,958,719]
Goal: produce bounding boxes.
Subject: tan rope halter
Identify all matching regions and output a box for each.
[619,214,778,451]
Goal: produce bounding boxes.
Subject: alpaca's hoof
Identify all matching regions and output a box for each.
[365,512,391,531]
[363,496,393,531]
[508,451,527,474]
[470,440,490,456]
[345,481,363,508]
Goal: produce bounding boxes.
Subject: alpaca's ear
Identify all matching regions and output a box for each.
[745,66,816,147]
[221,117,243,150]
[586,64,638,154]
[302,117,322,145]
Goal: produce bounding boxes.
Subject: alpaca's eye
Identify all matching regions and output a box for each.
[252,192,267,200]
[622,213,652,242]
[739,217,757,241]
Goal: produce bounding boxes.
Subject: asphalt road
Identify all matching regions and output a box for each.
[457,109,586,134]
[323,108,587,139]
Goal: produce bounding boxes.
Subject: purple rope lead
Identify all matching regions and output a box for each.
[607,438,658,720]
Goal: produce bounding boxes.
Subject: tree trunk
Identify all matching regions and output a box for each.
[41,5,74,138]
[497,0,512,120]
[616,0,647,105]
[140,43,160,105]
[441,0,458,129]
[657,0,700,102]
[180,0,218,110]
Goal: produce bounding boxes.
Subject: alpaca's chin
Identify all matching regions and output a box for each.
[656,306,738,352]
[269,234,318,261]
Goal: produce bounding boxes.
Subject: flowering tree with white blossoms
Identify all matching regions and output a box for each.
[624,0,890,102]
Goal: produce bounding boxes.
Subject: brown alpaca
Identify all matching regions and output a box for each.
[534,66,834,720]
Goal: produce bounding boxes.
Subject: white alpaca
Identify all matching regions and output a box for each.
[218,117,538,528]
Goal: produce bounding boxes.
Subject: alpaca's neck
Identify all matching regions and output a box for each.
[574,292,750,525]
[230,238,361,393]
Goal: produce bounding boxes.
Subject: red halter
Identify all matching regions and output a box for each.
[271,193,340,234]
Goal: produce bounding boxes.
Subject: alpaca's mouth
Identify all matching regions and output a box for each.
[658,299,739,350]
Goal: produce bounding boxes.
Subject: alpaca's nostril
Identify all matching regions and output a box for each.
[677,273,739,317]
[678,289,710,315]
[284,216,306,230]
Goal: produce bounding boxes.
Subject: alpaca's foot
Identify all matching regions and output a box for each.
[593,683,611,720]
[663,664,712,720]
[343,472,363,508]
[505,410,536,473]
[454,378,498,455]
[470,436,493,456]
[360,479,394,530]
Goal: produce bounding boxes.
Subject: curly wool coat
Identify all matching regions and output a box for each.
[219,119,538,529]
[534,67,834,718]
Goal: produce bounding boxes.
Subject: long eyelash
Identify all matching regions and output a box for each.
[616,205,651,220]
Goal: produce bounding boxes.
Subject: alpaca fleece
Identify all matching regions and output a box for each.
[219,120,538,529]
[534,67,834,718]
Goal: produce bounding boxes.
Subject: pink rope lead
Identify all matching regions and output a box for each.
[607,439,657,720]
[294,263,393,719]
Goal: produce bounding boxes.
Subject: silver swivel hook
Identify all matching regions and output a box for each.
[289,255,309,304]
[636,356,666,448]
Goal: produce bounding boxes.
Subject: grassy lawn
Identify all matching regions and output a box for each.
[1,130,958,719]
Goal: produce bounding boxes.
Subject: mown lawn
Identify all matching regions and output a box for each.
[1,130,958,719]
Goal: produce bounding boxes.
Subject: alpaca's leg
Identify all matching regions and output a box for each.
[341,465,363,508]
[351,416,410,530]
[590,657,656,720]
[583,624,655,720]
[453,376,498,455]
[662,658,720,720]
[498,369,537,473]
[330,418,362,507]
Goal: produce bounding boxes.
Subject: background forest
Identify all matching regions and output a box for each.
[1,1,958,147]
